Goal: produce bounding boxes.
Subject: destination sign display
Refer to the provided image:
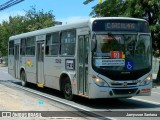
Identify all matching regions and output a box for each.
[105,22,136,30]
[92,20,150,32]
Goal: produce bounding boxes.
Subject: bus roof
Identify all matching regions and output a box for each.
[9,17,147,40]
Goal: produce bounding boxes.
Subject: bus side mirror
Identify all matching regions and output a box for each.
[91,34,96,52]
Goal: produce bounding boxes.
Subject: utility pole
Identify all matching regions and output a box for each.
[0,0,24,11]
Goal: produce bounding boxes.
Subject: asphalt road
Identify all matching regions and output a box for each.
[0,67,160,120]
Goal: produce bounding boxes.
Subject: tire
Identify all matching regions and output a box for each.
[20,71,27,87]
[63,77,73,100]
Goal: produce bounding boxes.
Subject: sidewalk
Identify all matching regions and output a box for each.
[0,83,86,120]
[0,63,7,67]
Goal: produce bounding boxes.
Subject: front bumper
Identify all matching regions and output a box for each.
[89,83,152,99]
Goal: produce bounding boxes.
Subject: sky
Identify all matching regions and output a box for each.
[0,0,98,24]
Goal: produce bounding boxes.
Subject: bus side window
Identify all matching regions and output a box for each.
[60,29,76,56]
[20,38,26,55]
[9,40,14,55]
[85,37,89,64]
[45,46,49,55]
[45,34,52,56]
[45,33,59,56]
[25,37,35,56]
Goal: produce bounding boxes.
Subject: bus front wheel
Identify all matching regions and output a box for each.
[63,77,73,100]
[20,71,27,87]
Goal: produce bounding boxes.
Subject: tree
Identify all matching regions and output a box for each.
[0,6,55,56]
[84,0,126,17]
[25,6,55,31]
[84,0,160,82]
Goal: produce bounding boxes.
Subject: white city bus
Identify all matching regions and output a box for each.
[8,17,152,100]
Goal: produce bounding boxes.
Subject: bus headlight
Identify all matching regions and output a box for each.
[139,75,152,85]
[92,76,109,87]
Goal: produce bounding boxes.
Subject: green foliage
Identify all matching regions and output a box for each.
[25,6,55,31]
[0,6,55,56]
[87,0,126,17]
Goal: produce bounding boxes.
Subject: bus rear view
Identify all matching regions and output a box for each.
[89,18,152,98]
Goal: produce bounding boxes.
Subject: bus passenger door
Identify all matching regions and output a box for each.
[78,35,89,96]
[14,44,20,78]
[36,41,45,86]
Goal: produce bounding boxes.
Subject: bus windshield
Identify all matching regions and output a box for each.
[92,33,152,72]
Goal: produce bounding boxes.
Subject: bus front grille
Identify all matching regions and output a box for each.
[112,88,138,95]
[111,83,137,87]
